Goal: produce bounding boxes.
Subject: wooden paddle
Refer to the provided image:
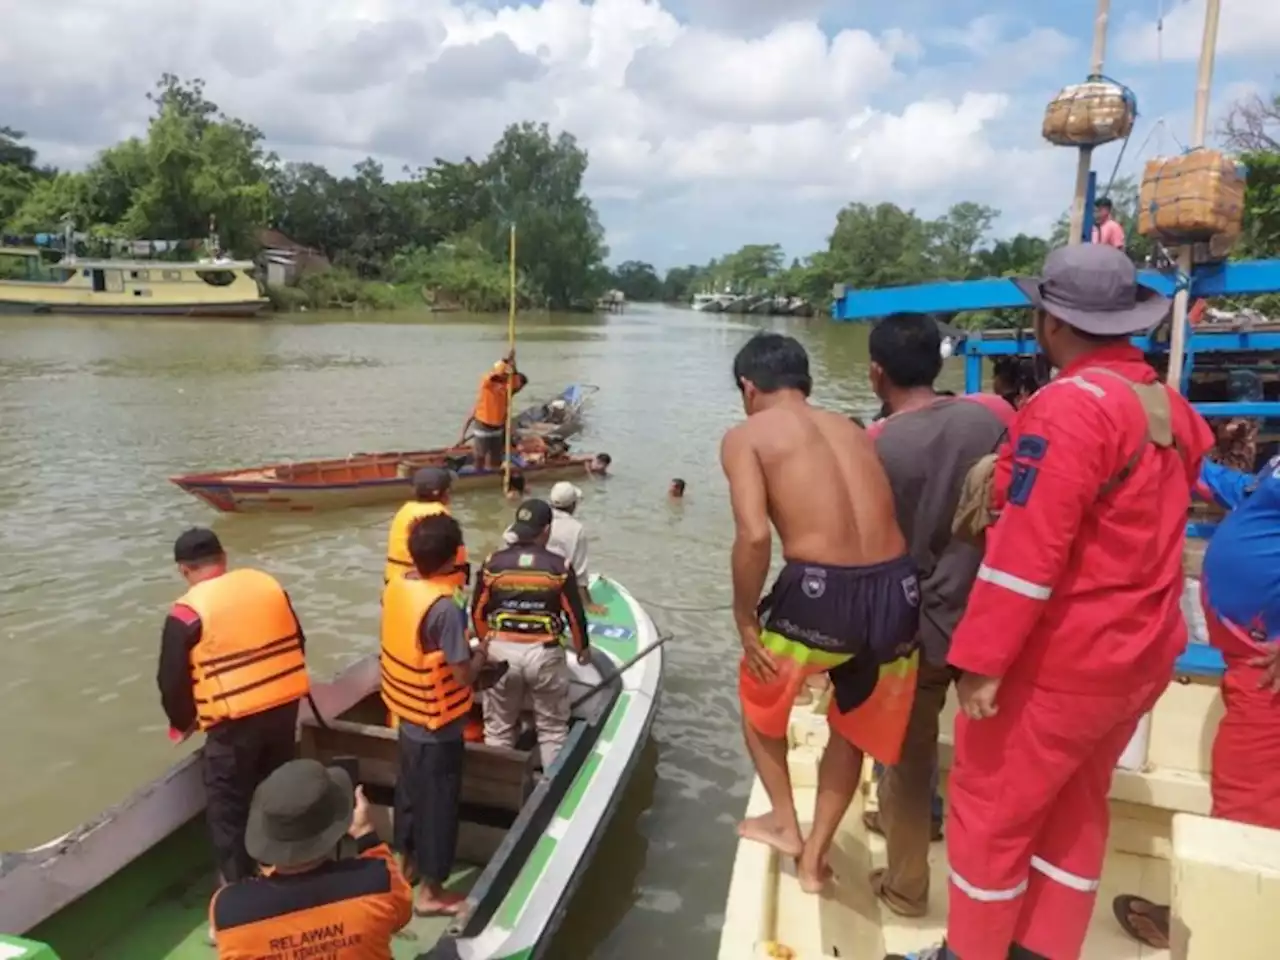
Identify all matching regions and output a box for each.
[570,633,672,710]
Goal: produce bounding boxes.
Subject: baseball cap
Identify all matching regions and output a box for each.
[549,481,581,509]
[174,527,224,564]
[510,499,553,541]
[412,466,452,497]
[1012,244,1171,336]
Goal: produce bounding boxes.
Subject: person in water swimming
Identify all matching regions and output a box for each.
[721,332,919,894]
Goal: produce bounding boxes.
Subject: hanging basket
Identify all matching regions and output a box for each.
[1137,149,1246,243]
[1041,80,1136,147]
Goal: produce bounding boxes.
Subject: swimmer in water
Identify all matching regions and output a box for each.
[669,478,686,499]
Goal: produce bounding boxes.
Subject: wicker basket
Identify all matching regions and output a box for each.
[1138,150,1246,243]
[1042,81,1136,147]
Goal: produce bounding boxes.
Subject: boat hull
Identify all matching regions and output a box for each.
[0,299,269,318]
[2,575,662,960]
[171,452,595,513]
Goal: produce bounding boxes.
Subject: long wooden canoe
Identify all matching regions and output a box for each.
[0,575,662,960]
[716,603,1280,959]
[170,449,597,513]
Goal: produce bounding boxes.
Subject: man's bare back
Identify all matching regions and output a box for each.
[732,404,905,566]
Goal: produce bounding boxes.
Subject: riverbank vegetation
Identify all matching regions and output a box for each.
[0,75,608,312]
[609,86,1280,325]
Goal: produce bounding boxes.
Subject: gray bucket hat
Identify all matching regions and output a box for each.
[1013,244,1171,336]
[244,759,354,867]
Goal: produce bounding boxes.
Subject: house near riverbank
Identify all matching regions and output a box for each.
[257,228,330,287]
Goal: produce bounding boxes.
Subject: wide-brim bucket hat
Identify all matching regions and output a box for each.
[1013,243,1172,336]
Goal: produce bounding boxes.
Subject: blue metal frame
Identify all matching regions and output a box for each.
[831,259,1280,322]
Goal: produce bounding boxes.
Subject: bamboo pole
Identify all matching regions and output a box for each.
[1165,0,1221,389]
[1068,0,1112,245]
[502,223,517,492]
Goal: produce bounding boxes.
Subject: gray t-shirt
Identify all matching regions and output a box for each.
[398,598,472,742]
[874,398,1009,666]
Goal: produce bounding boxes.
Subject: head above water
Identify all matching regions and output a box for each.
[173,527,226,585]
[412,466,452,502]
[505,471,526,497]
[590,452,612,474]
[732,332,812,415]
[1014,244,1171,370]
[669,478,686,497]
[408,513,464,579]
[867,312,943,401]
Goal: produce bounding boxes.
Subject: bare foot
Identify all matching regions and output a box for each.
[737,812,803,858]
[414,890,466,916]
[797,856,834,894]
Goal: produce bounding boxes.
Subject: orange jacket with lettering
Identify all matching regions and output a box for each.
[473,360,513,428]
[380,576,473,731]
[210,835,412,960]
[383,500,469,588]
[181,569,310,731]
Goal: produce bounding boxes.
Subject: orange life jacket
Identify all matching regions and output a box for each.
[380,577,473,731]
[181,569,310,731]
[383,500,469,588]
[473,360,513,428]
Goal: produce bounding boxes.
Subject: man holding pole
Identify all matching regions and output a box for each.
[458,352,526,471]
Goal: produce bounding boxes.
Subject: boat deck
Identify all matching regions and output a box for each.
[726,776,1170,960]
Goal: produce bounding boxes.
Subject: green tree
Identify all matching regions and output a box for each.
[660,264,703,302]
[826,202,936,289]
[610,260,662,301]
[930,202,999,279]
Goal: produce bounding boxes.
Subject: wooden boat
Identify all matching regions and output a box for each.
[170,447,598,513]
[0,248,269,317]
[0,574,664,960]
[717,621,1280,959]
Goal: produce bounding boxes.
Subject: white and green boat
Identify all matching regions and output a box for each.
[0,575,664,960]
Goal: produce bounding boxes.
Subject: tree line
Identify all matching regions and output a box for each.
[610,86,1280,323]
[0,75,609,312]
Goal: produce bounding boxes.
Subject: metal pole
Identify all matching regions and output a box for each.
[1068,0,1111,246]
[503,224,517,491]
[1166,0,1221,389]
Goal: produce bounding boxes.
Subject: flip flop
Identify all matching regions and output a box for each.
[1111,894,1171,949]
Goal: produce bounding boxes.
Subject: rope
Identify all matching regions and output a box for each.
[632,597,733,614]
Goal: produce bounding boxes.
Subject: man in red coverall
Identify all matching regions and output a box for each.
[891,244,1214,960]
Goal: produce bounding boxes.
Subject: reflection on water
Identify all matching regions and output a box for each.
[0,306,880,957]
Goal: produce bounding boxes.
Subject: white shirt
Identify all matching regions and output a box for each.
[501,508,590,580]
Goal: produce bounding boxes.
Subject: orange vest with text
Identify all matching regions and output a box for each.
[473,361,512,428]
[383,501,469,588]
[210,835,412,960]
[181,569,310,731]
[380,576,473,731]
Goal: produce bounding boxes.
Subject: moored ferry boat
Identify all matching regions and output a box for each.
[0,247,269,317]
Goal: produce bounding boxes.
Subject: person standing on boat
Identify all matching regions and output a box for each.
[861,313,1011,919]
[158,528,311,888]
[1091,197,1126,249]
[472,499,591,770]
[722,332,920,895]
[1112,449,1280,949]
[381,514,490,916]
[902,246,1213,960]
[384,467,469,593]
[459,352,527,471]
[503,481,608,615]
[210,759,412,958]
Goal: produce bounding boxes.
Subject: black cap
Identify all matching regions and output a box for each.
[413,466,452,498]
[510,499,553,541]
[173,527,224,564]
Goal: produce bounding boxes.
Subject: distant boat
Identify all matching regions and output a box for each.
[0,247,269,317]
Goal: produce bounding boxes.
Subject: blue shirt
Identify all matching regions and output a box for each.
[1198,457,1280,635]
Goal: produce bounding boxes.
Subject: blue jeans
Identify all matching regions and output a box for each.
[874,760,944,823]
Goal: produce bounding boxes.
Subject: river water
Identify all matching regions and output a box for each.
[0,304,901,957]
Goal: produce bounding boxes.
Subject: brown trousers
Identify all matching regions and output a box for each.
[875,660,955,913]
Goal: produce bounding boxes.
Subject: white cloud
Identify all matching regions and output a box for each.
[1118,0,1280,62]
[0,0,1094,266]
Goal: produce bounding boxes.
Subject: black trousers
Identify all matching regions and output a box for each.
[394,735,465,886]
[202,701,298,882]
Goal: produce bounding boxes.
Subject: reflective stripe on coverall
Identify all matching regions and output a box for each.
[944,344,1214,960]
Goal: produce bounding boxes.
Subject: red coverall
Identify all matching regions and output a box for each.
[944,344,1213,960]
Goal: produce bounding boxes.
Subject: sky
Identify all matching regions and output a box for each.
[1,0,1276,270]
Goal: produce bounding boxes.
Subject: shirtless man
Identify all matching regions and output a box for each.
[722,332,920,893]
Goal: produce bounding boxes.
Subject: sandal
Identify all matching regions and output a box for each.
[1111,894,1171,949]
